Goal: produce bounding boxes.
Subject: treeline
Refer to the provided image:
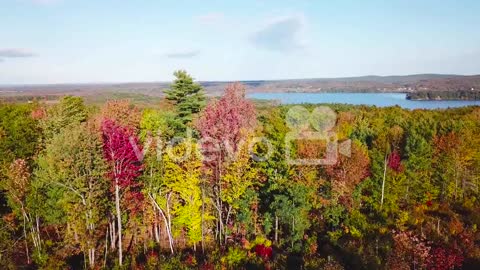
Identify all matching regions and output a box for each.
[1,71,480,269]
[407,90,480,100]
[0,95,60,103]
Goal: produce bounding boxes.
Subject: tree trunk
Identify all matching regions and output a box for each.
[84,203,95,269]
[149,193,174,254]
[201,181,205,253]
[437,218,440,234]
[34,215,41,251]
[36,216,41,250]
[23,214,30,264]
[275,215,278,244]
[115,183,123,266]
[28,213,41,254]
[154,221,160,243]
[224,206,232,245]
[110,218,116,250]
[166,193,174,253]
[104,227,108,268]
[454,163,458,200]
[381,152,388,208]
[153,208,160,243]
[217,203,223,245]
[291,216,295,248]
[88,248,95,268]
[161,211,174,254]
[217,158,223,245]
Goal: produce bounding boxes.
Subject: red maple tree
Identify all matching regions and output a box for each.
[427,246,464,270]
[101,118,143,266]
[387,149,403,172]
[196,82,256,164]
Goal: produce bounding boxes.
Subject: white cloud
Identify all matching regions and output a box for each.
[165,50,200,59]
[250,14,307,52]
[195,12,225,24]
[13,0,61,5]
[0,48,36,58]
[30,0,61,5]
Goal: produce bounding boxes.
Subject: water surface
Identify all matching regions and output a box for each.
[248,93,480,109]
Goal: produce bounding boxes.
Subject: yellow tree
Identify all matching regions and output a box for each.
[148,140,210,253]
[221,136,259,244]
[163,141,206,251]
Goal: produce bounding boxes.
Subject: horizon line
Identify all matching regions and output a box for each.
[1,73,479,87]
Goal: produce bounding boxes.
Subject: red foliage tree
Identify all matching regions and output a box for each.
[296,139,327,160]
[196,83,257,244]
[196,82,256,164]
[427,246,464,270]
[387,231,431,270]
[434,132,460,154]
[101,118,143,266]
[102,119,143,187]
[325,142,370,207]
[30,107,46,120]
[101,99,141,131]
[388,149,403,172]
[254,244,273,261]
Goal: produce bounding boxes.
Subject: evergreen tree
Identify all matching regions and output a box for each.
[164,70,206,131]
[40,95,88,140]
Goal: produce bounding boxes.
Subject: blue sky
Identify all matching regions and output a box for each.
[1,0,479,84]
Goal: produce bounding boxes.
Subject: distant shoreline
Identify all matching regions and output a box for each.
[1,73,480,101]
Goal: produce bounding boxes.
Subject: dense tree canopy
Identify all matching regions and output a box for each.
[1,81,480,269]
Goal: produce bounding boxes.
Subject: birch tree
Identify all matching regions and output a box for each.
[35,122,109,268]
[101,119,143,266]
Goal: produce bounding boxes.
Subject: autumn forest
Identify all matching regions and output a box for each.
[1,71,480,269]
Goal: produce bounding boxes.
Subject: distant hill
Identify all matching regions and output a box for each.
[235,74,480,94]
[1,74,480,101]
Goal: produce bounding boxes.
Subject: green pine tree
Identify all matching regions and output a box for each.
[164,70,206,132]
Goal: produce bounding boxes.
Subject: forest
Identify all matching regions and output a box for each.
[406,90,480,101]
[1,70,480,270]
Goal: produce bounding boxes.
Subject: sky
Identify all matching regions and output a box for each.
[1,0,480,84]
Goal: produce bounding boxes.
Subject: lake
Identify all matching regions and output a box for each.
[248,93,480,109]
